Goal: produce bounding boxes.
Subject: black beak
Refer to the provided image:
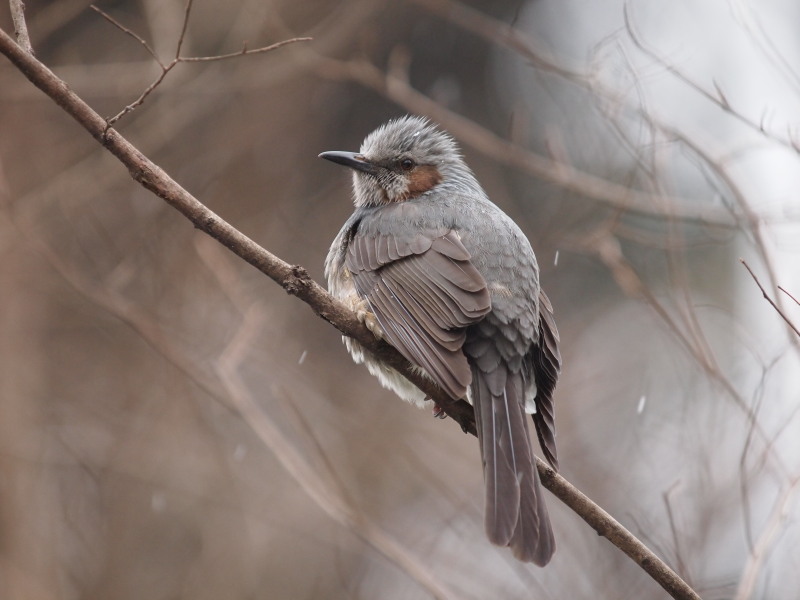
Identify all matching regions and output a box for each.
[318,151,379,176]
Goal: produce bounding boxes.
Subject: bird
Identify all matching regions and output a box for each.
[320,115,561,565]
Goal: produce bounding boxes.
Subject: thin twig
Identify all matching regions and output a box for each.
[779,285,800,307]
[178,38,313,62]
[9,0,34,54]
[107,68,173,126]
[740,259,800,338]
[658,120,800,354]
[91,5,163,66]
[91,4,310,125]
[0,28,700,600]
[174,0,194,58]
[624,4,799,154]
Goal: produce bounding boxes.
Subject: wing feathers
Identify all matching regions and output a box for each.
[389,261,469,330]
[346,229,490,399]
[430,233,471,261]
[372,284,469,397]
[531,290,561,470]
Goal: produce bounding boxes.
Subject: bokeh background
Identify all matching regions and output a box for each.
[2,0,800,598]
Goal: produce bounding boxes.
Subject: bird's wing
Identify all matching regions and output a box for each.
[346,229,491,399]
[531,290,561,470]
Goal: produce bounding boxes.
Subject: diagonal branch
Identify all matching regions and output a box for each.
[0,27,699,600]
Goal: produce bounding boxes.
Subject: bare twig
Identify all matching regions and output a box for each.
[90,5,163,65]
[0,27,700,600]
[726,1,800,96]
[740,259,800,338]
[624,4,799,154]
[174,0,194,58]
[654,117,800,354]
[90,4,311,125]
[9,0,33,54]
[178,39,311,62]
[779,285,800,307]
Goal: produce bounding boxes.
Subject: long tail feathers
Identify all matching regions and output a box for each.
[471,365,555,566]
[508,448,555,564]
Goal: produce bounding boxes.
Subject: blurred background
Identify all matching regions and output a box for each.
[2,0,800,598]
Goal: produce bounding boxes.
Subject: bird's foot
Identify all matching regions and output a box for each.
[431,401,448,419]
[355,299,384,340]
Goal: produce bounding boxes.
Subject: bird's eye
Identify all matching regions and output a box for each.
[399,158,415,171]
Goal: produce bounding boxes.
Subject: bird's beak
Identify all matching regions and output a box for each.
[318,151,380,176]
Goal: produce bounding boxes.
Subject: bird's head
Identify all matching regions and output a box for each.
[319,115,467,207]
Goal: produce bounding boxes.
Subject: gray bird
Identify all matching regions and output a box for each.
[321,115,561,565]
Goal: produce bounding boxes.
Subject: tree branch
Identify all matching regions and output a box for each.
[9,0,33,54]
[0,27,699,600]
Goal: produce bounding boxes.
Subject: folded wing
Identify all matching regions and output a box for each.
[346,229,491,399]
[531,290,561,470]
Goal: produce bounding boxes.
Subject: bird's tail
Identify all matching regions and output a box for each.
[470,364,555,565]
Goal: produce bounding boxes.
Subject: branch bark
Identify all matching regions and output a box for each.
[9,0,33,54]
[0,27,700,600]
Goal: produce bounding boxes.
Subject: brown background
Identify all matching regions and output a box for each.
[2,1,800,598]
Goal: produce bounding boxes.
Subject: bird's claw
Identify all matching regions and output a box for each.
[355,300,384,340]
[432,401,448,419]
